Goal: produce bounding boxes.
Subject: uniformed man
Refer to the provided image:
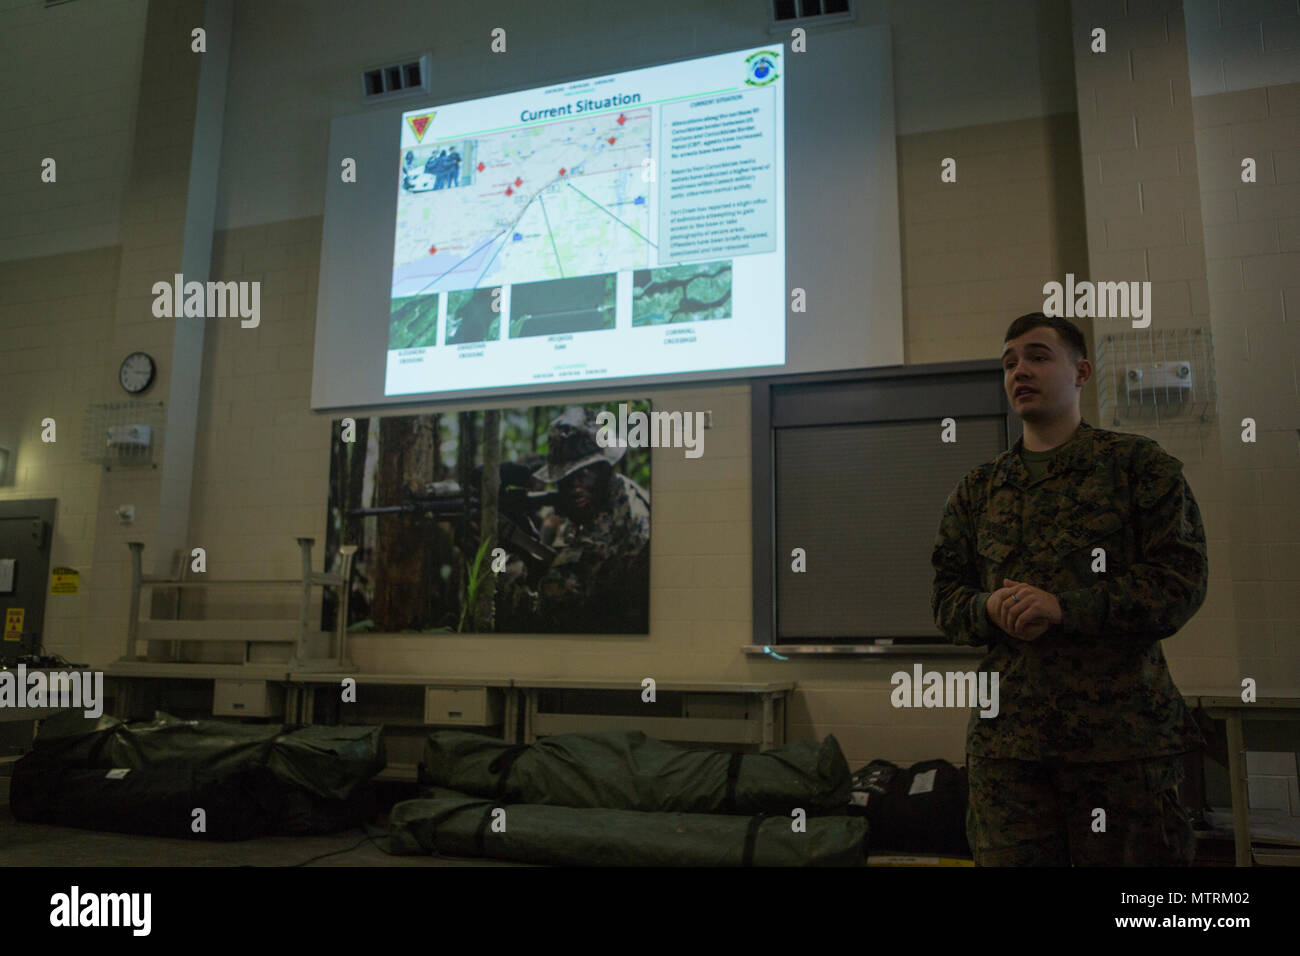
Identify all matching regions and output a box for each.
[498,406,650,633]
[930,312,1208,866]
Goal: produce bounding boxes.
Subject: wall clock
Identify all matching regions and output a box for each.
[119,352,156,394]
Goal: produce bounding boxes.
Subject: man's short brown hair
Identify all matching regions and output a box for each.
[1004,312,1087,363]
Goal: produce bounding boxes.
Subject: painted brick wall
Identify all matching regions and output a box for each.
[0,0,147,262]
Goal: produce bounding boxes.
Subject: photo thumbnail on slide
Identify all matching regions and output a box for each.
[386,44,785,398]
[400,139,477,194]
[632,260,732,326]
[511,274,617,338]
[446,288,500,345]
[389,293,438,349]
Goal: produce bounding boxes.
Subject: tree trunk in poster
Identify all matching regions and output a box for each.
[477,409,499,631]
[372,415,434,631]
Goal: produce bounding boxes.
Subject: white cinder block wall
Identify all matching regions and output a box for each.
[0,0,1296,772]
[1185,0,1300,694]
[0,0,148,261]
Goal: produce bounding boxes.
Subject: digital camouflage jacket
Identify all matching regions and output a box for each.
[930,420,1208,761]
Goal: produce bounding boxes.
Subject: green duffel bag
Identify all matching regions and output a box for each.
[388,793,868,866]
[24,709,385,804]
[419,730,850,814]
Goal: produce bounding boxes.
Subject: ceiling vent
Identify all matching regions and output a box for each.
[772,0,853,27]
[362,54,431,102]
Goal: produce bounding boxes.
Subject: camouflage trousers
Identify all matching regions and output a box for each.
[966,753,1197,866]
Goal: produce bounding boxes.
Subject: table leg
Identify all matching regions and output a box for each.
[503,688,517,743]
[761,693,774,750]
[1225,712,1251,867]
[524,688,536,744]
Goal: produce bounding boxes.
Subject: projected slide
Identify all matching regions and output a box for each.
[387,45,785,397]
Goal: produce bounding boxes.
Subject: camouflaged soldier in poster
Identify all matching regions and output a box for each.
[930,313,1208,866]
[498,406,650,633]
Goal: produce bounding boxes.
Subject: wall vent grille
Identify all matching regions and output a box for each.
[772,0,853,26]
[362,55,431,102]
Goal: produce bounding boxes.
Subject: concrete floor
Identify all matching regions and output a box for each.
[0,777,527,866]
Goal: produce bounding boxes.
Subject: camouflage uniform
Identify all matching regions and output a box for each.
[930,420,1207,865]
[965,753,1197,866]
[499,407,651,633]
[534,470,651,632]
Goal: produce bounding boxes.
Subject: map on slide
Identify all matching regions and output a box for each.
[392,108,653,297]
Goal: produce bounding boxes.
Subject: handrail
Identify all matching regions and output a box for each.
[137,579,304,587]
[125,538,358,668]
